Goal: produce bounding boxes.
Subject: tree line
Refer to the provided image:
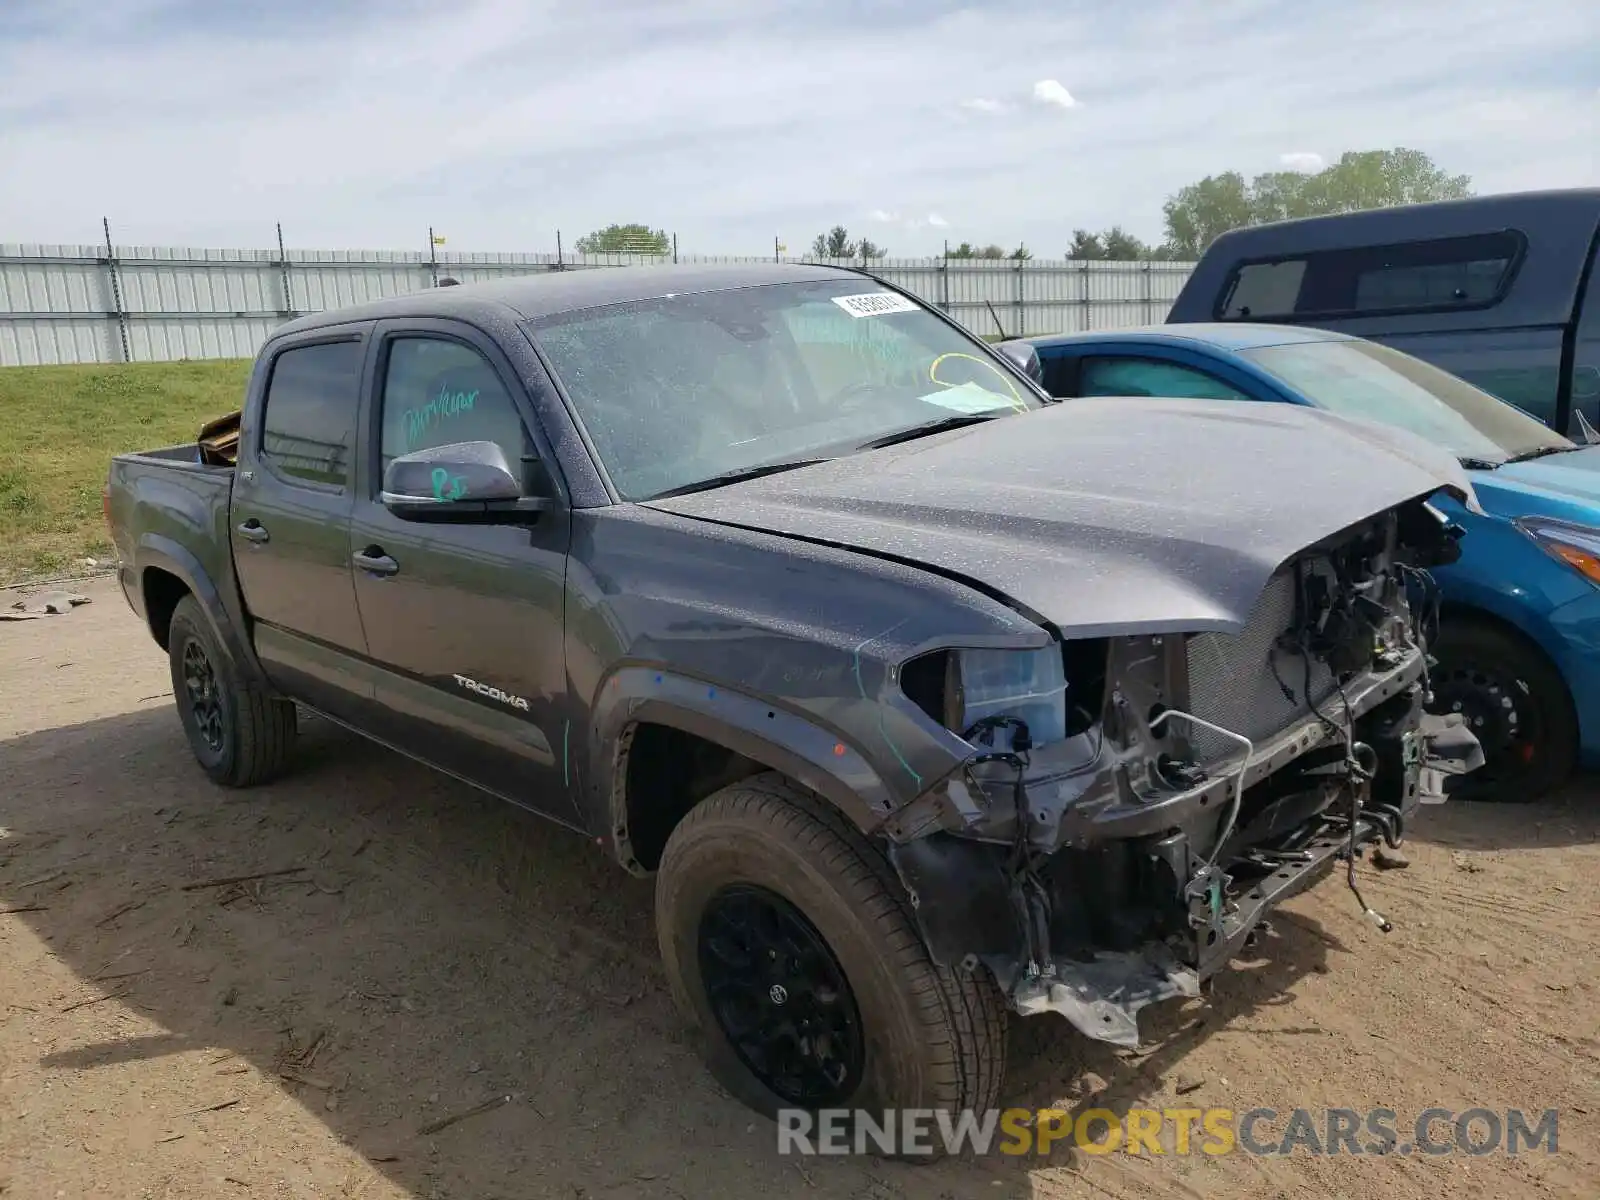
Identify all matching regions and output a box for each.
[574,147,1473,262]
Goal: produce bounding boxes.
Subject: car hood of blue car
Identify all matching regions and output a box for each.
[1471,443,1600,524]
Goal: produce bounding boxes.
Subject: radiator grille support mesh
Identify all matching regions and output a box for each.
[1184,572,1337,760]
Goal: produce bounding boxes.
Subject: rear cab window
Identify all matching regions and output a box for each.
[258,339,365,489]
[1218,231,1526,321]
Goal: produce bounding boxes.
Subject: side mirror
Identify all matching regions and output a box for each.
[380,440,553,523]
[996,339,1044,387]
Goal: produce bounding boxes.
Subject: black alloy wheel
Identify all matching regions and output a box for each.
[181,636,226,755]
[696,883,866,1107]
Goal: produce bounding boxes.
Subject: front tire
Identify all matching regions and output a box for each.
[654,773,1007,1157]
[168,595,297,787]
[1428,617,1576,801]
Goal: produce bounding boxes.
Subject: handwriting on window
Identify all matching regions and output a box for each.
[403,385,480,451]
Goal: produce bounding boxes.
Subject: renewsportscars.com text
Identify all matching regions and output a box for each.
[776,1106,1561,1158]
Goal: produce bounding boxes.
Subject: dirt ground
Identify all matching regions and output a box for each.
[1,576,1596,1200]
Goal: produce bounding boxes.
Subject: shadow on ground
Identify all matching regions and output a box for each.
[1405,777,1600,852]
[1,702,1349,1196]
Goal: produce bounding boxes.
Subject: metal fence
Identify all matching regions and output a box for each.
[0,241,1196,367]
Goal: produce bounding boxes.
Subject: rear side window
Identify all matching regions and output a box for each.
[259,340,364,489]
[1218,231,1525,321]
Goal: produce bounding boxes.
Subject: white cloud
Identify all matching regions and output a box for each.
[0,1,1594,257]
[1279,151,1326,172]
[867,210,952,232]
[959,97,1010,115]
[1031,79,1080,110]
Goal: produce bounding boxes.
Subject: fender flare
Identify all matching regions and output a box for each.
[135,534,268,688]
[588,666,904,870]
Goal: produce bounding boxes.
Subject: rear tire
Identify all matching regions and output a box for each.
[1428,617,1576,802]
[168,595,297,787]
[654,772,1007,1159]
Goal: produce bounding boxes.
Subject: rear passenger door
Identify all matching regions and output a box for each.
[231,330,373,719]
[347,320,578,824]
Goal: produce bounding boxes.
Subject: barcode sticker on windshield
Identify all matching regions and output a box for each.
[832,292,921,318]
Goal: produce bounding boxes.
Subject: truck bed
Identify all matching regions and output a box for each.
[122,443,216,465]
[105,445,239,626]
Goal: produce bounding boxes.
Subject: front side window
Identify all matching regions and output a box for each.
[528,281,1038,500]
[378,337,533,481]
[1079,356,1250,402]
[259,340,364,488]
[1240,338,1572,464]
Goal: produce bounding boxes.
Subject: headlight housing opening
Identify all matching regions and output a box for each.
[901,644,1068,752]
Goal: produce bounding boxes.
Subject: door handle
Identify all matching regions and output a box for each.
[353,547,399,577]
[236,519,270,544]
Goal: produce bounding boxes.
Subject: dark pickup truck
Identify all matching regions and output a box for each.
[107,263,1481,1138]
[1169,188,1600,436]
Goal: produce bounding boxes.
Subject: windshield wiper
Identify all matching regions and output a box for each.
[1459,456,1504,470]
[856,412,1008,451]
[647,457,833,500]
[1503,445,1576,464]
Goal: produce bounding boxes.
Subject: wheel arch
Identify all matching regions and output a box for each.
[134,535,266,687]
[590,668,903,875]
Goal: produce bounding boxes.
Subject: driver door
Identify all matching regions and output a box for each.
[348,319,579,825]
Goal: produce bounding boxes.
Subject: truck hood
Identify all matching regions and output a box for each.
[645,398,1475,637]
[1471,444,1600,523]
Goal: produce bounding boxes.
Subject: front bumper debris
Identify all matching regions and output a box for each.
[887,686,1484,1049]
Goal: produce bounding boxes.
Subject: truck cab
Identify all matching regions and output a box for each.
[1168,188,1600,437]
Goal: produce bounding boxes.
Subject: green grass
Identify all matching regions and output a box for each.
[0,359,251,585]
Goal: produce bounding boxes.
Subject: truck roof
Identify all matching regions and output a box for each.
[1202,188,1600,252]
[272,261,863,335]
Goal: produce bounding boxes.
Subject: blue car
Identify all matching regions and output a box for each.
[1024,322,1600,801]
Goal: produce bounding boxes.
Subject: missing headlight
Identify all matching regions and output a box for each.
[902,645,1077,752]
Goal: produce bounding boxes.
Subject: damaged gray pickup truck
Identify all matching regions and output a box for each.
[107,263,1483,1130]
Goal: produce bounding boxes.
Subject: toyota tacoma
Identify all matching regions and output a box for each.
[106,263,1483,1137]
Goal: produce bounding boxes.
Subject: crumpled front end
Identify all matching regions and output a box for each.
[882,498,1484,1047]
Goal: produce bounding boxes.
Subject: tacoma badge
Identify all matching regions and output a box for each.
[452,673,531,711]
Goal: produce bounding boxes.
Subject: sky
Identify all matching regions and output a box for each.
[1,0,1596,258]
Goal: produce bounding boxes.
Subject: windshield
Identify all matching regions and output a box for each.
[526,279,1039,499]
[1239,338,1573,465]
